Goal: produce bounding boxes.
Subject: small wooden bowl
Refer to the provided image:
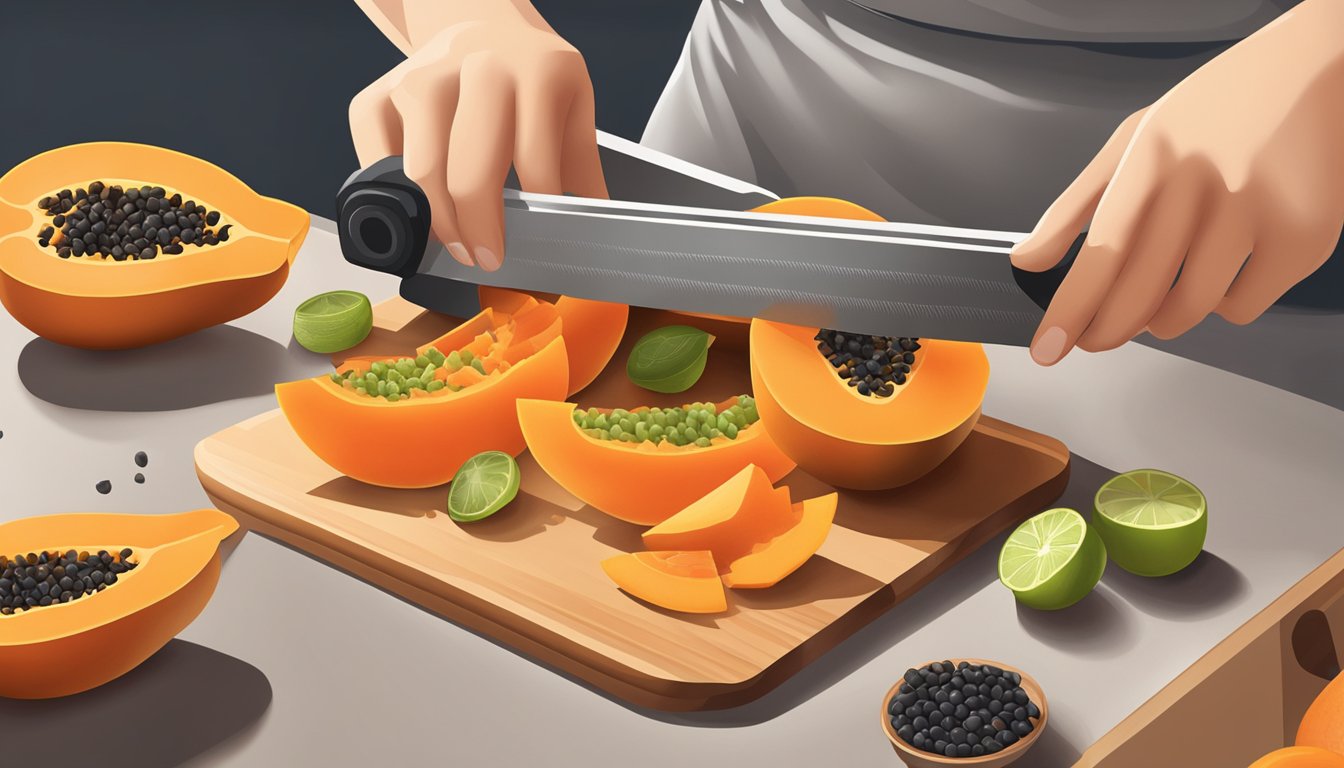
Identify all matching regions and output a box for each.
[881,659,1049,768]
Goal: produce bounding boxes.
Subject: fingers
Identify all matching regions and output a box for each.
[1074,172,1203,352]
[513,58,575,196]
[446,55,517,272]
[1216,230,1336,325]
[1012,110,1145,272]
[1145,198,1251,339]
[1029,143,1161,365]
[559,80,608,199]
[390,67,469,264]
[349,69,404,168]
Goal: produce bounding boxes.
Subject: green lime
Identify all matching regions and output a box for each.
[294,290,374,354]
[626,325,713,394]
[447,451,520,523]
[1093,469,1207,577]
[999,508,1106,610]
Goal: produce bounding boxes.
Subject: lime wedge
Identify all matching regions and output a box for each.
[999,508,1106,610]
[447,451,521,523]
[1094,469,1207,577]
[293,290,373,354]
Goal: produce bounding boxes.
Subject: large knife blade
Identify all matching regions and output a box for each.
[409,191,1075,346]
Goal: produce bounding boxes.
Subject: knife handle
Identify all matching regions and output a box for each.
[336,156,430,277]
[1011,233,1086,313]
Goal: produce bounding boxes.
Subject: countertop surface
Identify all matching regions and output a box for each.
[1,218,1341,767]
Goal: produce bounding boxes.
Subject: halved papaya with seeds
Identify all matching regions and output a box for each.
[0,142,308,349]
[516,396,795,526]
[479,286,627,395]
[600,550,726,614]
[0,509,237,699]
[643,464,838,588]
[277,301,568,488]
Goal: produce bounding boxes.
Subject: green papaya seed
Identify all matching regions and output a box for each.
[460,348,475,364]
[725,423,739,439]
[446,351,463,371]
[427,380,445,392]
[471,358,487,374]
[694,436,712,448]
[415,355,430,367]
[427,348,446,366]
[626,325,714,394]
[607,425,622,439]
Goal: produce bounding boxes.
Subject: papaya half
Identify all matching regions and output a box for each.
[0,142,308,349]
[478,285,628,396]
[278,299,569,488]
[517,396,795,526]
[742,197,988,491]
[0,509,237,699]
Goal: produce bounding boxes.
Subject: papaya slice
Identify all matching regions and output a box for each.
[479,286,628,395]
[0,509,237,699]
[516,397,795,526]
[742,196,988,490]
[643,464,838,588]
[1251,747,1344,768]
[1297,673,1344,754]
[600,550,727,614]
[0,142,308,349]
[278,302,569,488]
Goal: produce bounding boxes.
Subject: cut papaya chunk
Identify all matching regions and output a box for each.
[0,509,238,699]
[600,550,727,614]
[479,286,627,395]
[0,142,308,349]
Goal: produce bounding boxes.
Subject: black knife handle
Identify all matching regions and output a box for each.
[336,157,429,277]
[1011,233,1086,313]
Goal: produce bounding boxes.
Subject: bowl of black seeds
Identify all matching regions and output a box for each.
[882,659,1047,767]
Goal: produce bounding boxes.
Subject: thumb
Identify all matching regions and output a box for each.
[1012,110,1145,272]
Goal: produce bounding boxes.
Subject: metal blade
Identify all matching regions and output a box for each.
[417,191,1046,346]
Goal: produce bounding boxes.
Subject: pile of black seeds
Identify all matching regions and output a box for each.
[888,660,1040,758]
[0,548,138,615]
[36,182,230,261]
[816,330,920,398]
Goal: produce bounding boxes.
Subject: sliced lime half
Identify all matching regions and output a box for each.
[999,507,1106,610]
[293,290,373,354]
[447,451,521,523]
[1093,469,1207,577]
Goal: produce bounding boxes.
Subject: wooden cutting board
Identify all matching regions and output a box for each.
[194,298,1070,711]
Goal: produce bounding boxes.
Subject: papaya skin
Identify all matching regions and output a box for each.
[0,509,237,699]
[1297,673,1344,754]
[1250,747,1344,768]
[279,306,570,489]
[517,398,796,526]
[479,286,628,396]
[0,143,308,349]
[601,550,727,614]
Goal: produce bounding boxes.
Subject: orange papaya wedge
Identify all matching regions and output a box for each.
[600,550,727,614]
[278,303,569,488]
[516,397,795,526]
[479,286,627,395]
[0,142,308,349]
[0,509,237,699]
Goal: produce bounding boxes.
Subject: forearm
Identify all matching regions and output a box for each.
[353,0,551,54]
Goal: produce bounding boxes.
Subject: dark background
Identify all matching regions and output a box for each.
[0,1,698,218]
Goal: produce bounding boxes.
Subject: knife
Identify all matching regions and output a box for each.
[336,136,1077,346]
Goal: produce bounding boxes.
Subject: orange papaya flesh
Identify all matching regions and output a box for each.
[278,304,569,488]
[0,509,237,699]
[0,142,308,349]
[600,550,727,614]
[478,286,628,396]
[517,397,796,526]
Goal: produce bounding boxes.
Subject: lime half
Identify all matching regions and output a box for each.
[447,451,521,523]
[1093,469,1207,577]
[293,290,373,354]
[999,508,1106,610]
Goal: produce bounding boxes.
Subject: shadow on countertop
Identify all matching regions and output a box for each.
[17,325,328,412]
[0,640,272,767]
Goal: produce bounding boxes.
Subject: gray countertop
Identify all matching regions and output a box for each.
[2,218,1341,767]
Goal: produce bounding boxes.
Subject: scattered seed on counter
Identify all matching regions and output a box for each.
[0,548,139,615]
[134,473,145,484]
[34,183,231,262]
[134,451,148,468]
[815,330,920,398]
[95,480,111,495]
[888,661,1041,758]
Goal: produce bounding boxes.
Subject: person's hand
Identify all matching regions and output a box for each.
[1011,0,1344,365]
[349,9,606,271]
